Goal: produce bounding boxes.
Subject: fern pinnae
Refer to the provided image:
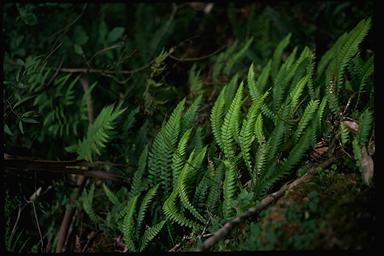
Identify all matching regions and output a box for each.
[163,192,200,228]
[82,183,102,225]
[121,195,139,252]
[340,122,350,145]
[136,185,159,236]
[253,142,269,188]
[66,103,126,162]
[254,113,265,144]
[206,160,223,213]
[221,82,244,159]
[357,108,373,146]
[239,101,258,173]
[294,100,319,143]
[210,86,226,150]
[171,128,193,189]
[148,98,185,193]
[335,17,371,88]
[139,220,166,252]
[102,183,120,205]
[222,160,237,218]
[130,145,149,198]
[182,95,203,134]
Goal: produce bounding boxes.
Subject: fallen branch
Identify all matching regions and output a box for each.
[196,156,337,251]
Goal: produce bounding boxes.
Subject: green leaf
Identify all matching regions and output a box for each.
[18,121,24,134]
[4,124,13,136]
[22,118,39,124]
[73,25,89,45]
[74,44,84,55]
[107,27,125,43]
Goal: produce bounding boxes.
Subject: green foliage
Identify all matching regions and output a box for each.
[4,3,373,252]
[66,103,126,162]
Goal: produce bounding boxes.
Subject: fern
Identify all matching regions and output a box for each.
[293,100,319,143]
[335,18,371,87]
[102,183,120,205]
[340,122,350,145]
[181,95,203,134]
[139,220,166,252]
[253,142,269,188]
[210,86,226,150]
[148,98,185,194]
[222,160,237,218]
[82,183,102,225]
[247,60,271,101]
[136,185,159,236]
[357,108,373,146]
[254,113,265,144]
[121,195,139,252]
[177,155,206,223]
[66,103,126,162]
[171,128,192,189]
[221,82,243,159]
[206,160,223,214]
[163,192,200,228]
[130,145,149,198]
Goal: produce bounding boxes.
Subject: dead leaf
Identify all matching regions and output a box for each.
[361,146,374,186]
[342,120,359,134]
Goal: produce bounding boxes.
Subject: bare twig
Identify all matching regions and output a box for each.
[196,156,337,251]
[169,44,229,62]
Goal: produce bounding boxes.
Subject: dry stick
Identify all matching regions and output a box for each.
[196,156,337,252]
[56,77,94,253]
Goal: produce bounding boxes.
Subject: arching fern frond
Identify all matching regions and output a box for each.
[222,160,238,218]
[182,95,203,134]
[171,128,192,189]
[294,100,319,143]
[148,99,185,194]
[210,86,227,150]
[130,145,149,198]
[221,82,243,159]
[136,185,159,236]
[163,192,201,229]
[82,183,102,225]
[121,195,139,252]
[357,108,373,146]
[102,183,120,205]
[139,220,166,252]
[66,103,126,162]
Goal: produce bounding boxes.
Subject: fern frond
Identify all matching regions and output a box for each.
[148,99,185,194]
[139,220,166,252]
[178,157,206,223]
[121,195,139,252]
[130,145,149,198]
[294,100,319,143]
[317,95,328,128]
[171,129,192,189]
[340,122,350,145]
[189,64,203,95]
[222,160,237,218]
[206,160,223,213]
[357,108,373,146]
[221,82,243,159]
[267,120,285,163]
[182,95,203,134]
[224,38,253,75]
[289,75,309,112]
[66,103,126,162]
[253,142,269,187]
[210,86,226,150]
[82,183,102,224]
[239,101,259,173]
[102,183,120,205]
[136,185,159,236]
[335,17,371,87]
[254,113,265,144]
[163,192,201,228]
[247,61,271,101]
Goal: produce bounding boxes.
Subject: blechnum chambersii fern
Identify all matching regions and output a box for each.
[76,17,373,251]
